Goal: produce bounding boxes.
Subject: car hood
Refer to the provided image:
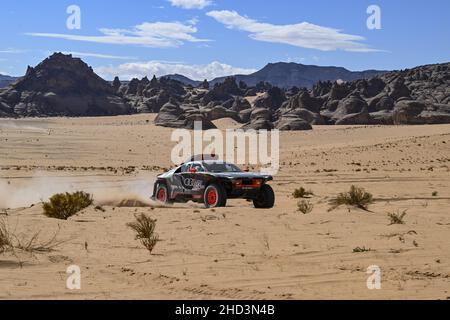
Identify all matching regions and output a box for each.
[206,172,273,180]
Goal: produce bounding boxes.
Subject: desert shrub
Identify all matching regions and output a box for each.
[0,219,12,253]
[388,210,407,225]
[297,200,314,214]
[127,214,159,254]
[330,185,373,211]
[293,187,313,199]
[353,247,371,253]
[43,191,93,220]
[432,191,438,197]
[1,218,63,255]
[94,205,106,212]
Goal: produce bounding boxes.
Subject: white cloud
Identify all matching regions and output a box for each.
[96,61,257,81]
[0,48,28,54]
[60,51,138,60]
[207,10,380,52]
[26,21,209,48]
[169,0,212,9]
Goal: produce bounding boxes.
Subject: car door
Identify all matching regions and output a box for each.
[170,164,189,196]
[179,163,206,195]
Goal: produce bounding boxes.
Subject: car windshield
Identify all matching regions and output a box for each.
[203,162,242,173]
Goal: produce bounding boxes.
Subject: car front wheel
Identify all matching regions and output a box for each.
[253,184,275,209]
[155,183,171,204]
[204,183,227,208]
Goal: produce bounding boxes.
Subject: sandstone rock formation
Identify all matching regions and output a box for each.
[118,75,186,113]
[0,53,131,117]
[154,99,216,130]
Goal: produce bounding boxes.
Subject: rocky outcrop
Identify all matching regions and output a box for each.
[242,118,274,130]
[275,112,313,131]
[231,97,251,113]
[392,100,450,125]
[253,87,286,110]
[205,105,239,121]
[241,107,274,130]
[118,75,186,113]
[283,90,323,113]
[154,100,216,130]
[315,62,450,125]
[0,53,131,117]
[202,77,242,105]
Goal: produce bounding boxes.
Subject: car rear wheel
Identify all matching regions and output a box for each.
[253,184,275,209]
[204,183,227,208]
[155,183,171,204]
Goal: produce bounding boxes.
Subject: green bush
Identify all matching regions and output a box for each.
[331,185,373,211]
[127,214,159,254]
[43,191,93,220]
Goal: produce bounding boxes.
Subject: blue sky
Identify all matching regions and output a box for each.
[0,0,449,80]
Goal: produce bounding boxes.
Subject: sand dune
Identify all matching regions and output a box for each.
[1,115,449,299]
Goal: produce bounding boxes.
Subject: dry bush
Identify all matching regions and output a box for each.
[297,200,314,214]
[0,219,13,253]
[0,218,65,256]
[127,214,159,254]
[43,191,93,220]
[293,187,313,199]
[353,246,371,253]
[330,185,373,211]
[388,210,407,225]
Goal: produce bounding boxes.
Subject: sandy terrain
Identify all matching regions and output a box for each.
[1,115,450,300]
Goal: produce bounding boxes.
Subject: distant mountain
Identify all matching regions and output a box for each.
[210,62,387,88]
[0,74,17,88]
[161,74,201,87]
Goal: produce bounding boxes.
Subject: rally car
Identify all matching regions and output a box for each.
[151,157,275,209]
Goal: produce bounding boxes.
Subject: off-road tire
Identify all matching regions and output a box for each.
[204,183,227,208]
[253,184,275,209]
[155,183,172,204]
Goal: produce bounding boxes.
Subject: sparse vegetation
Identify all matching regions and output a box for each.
[0,219,13,253]
[353,246,371,253]
[432,191,438,197]
[94,205,106,212]
[293,187,314,199]
[388,210,407,225]
[330,185,373,211]
[127,214,159,254]
[43,191,93,220]
[297,200,314,214]
[0,218,64,255]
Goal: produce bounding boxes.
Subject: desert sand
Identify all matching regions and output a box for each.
[0,115,449,300]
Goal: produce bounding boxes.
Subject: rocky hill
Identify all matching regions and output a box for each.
[0,53,131,117]
[210,62,386,89]
[0,74,17,88]
[162,74,201,87]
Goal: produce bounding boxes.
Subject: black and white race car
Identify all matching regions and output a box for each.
[151,158,275,209]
